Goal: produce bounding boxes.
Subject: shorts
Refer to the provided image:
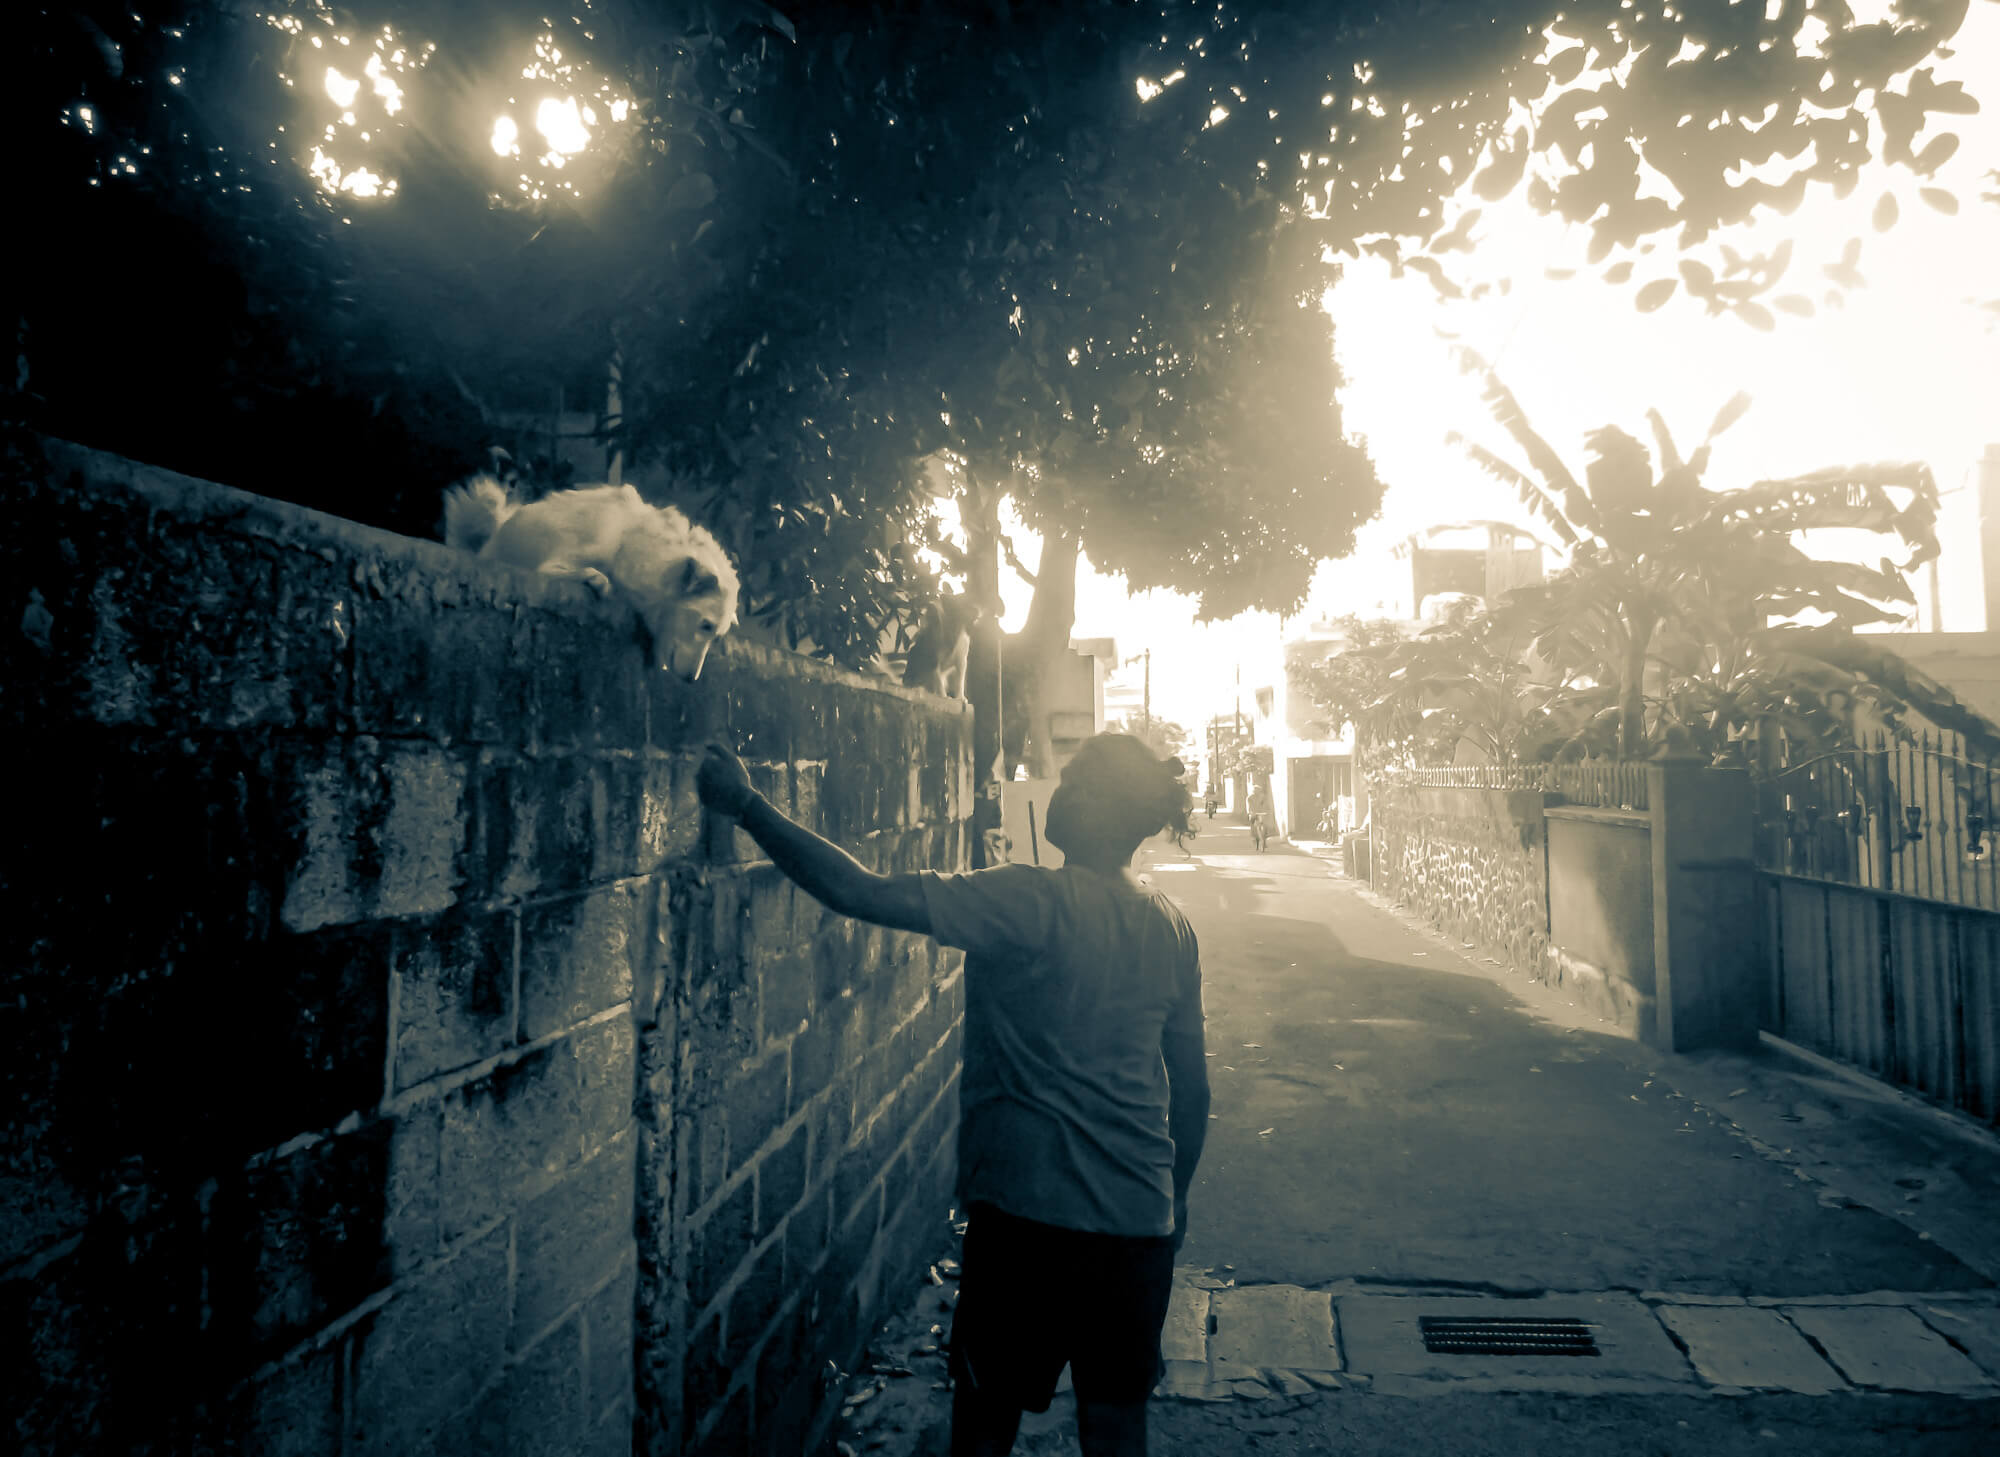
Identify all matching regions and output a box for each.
[947,1201,1175,1412]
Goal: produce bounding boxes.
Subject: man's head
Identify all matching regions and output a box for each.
[1044,733,1193,859]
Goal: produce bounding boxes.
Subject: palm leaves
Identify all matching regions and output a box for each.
[1440,357,1947,760]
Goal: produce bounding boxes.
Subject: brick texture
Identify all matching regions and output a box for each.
[5,440,970,1457]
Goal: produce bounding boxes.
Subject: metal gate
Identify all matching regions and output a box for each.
[1755,731,2000,1125]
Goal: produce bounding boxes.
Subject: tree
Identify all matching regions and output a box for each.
[1448,346,1945,759]
[1115,713,1192,763]
[21,0,1989,673]
[1299,607,1610,766]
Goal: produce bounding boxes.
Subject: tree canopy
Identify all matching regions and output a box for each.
[19,0,1991,666]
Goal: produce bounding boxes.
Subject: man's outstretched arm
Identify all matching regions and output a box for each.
[697,744,932,934]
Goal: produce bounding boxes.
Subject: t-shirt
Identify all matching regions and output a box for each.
[918,863,1204,1237]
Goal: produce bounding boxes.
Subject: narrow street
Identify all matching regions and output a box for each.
[1162,825,1983,1299]
[834,817,2000,1456]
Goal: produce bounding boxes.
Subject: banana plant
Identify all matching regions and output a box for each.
[1447,344,1942,758]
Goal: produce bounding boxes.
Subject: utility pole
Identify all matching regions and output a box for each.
[1143,648,1151,726]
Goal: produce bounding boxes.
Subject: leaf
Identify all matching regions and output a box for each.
[1544,267,1576,280]
[1471,127,1531,201]
[665,171,718,213]
[1602,260,1634,284]
[1773,294,1816,317]
[1546,46,1589,87]
[1919,187,1959,215]
[1645,408,1682,472]
[1634,278,1677,312]
[1912,132,1959,176]
[1705,390,1753,442]
[1734,301,1776,332]
[1872,192,1899,231]
[1677,259,1715,295]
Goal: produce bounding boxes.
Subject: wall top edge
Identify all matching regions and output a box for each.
[33,435,971,711]
[1545,804,1651,827]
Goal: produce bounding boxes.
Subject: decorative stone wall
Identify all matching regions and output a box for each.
[1369,784,1551,977]
[3,439,969,1457]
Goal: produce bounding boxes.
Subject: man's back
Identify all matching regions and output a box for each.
[920,862,1203,1237]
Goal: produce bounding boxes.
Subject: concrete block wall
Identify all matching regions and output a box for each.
[2,439,970,1457]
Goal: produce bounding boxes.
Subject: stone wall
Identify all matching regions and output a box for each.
[2,439,969,1457]
[1368,784,1551,976]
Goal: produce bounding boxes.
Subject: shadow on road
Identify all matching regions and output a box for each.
[1142,849,1990,1300]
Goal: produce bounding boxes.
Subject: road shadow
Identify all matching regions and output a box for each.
[1151,854,1991,1300]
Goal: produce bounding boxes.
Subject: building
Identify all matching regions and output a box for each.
[1041,636,1118,771]
[1392,520,1548,619]
[1245,620,1359,842]
[1000,636,1118,865]
[1239,522,1552,841]
[1862,443,2000,724]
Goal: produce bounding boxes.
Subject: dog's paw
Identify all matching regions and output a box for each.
[579,567,614,596]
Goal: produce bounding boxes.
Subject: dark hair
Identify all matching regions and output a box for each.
[1062,733,1195,847]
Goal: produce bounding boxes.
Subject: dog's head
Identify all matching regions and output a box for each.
[614,527,741,682]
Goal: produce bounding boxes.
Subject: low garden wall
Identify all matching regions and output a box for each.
[1545,807,1656,1039]
[2,438,970,1457]
[1369,783,1551,976]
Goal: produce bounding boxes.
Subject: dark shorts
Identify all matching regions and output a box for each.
[948,1201,1175,1412]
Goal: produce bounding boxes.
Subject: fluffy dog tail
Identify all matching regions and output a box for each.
[441,475,515,555]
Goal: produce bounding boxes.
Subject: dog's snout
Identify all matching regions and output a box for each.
[661,643,711,682]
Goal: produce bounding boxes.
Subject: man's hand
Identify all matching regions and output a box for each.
[696,743,756,819]
[1172,1194,1189,1253]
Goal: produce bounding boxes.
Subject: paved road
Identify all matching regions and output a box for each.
[1152,821,1986,1299]
[834,818,2000,1456]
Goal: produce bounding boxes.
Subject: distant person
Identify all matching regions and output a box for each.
[697,732,1209,1457]
[1204,787,1218,821]
[1247,780,1274,852]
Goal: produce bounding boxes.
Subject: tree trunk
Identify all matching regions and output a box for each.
[1618,618,1652,759]
[962,479,1007,865]
[1004,524,1082,778]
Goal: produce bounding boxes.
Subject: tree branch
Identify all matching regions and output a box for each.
[999,532,1038,587]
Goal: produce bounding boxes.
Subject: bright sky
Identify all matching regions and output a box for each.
[1011,2,2000,740]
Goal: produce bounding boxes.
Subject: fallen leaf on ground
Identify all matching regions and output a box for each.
[1258,1127,1275,1136]
[1727,1088,1748,1098]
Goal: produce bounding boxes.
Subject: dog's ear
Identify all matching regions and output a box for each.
[681,558,720,597]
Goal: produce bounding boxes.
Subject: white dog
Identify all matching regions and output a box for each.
[442,477,740,681]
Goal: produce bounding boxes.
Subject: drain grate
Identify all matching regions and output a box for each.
[1419,1316,1600,1357]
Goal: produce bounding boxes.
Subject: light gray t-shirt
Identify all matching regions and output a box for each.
[919,863,1204,1237]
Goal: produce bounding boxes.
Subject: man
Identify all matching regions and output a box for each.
[1246,779,1274,852]
[697,733,1209,1457]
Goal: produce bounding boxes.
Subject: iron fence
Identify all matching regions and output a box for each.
[1375,760,1650,811]
[1753,729,1999,912]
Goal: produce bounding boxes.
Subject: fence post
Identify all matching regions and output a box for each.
[1649,755,1763,1053]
